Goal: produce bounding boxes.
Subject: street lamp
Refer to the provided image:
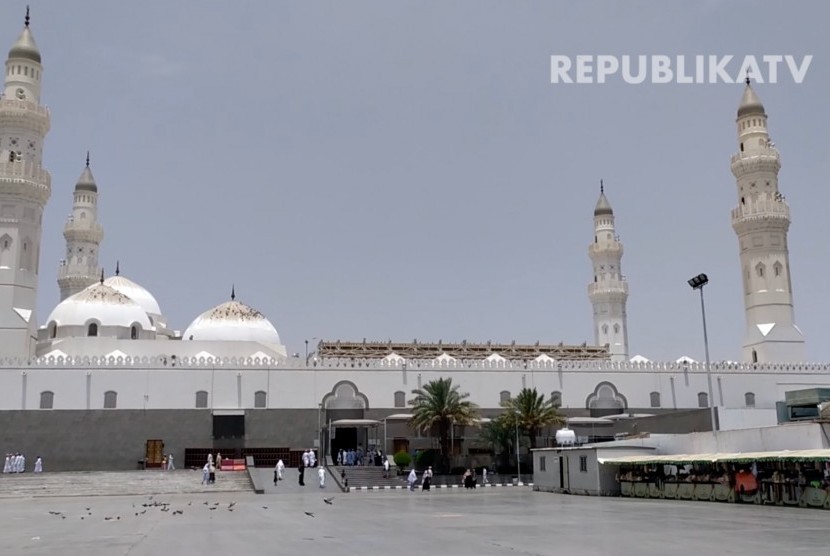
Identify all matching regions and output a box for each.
[687,273,717,432]
[514,410,521,486]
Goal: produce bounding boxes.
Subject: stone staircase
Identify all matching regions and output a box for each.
[332,466,407,489]
[0,470,254,498]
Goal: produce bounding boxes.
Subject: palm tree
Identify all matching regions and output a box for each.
[409,377,479,471]
[478,416,514,471]
[501,387,564,449]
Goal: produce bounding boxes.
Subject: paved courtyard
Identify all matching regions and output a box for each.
[0,477,826,555]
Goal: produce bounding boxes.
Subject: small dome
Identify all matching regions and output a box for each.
[75,165,97,193]
[183,300,282,345]
[8,26,41,64]
[46,283,153,330]
[594,191,613,216]
[737,82,765,118]
[104,274,162,317]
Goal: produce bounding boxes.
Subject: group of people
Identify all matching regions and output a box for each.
[201,453,221,485]
[3,453,41,474]
[161,454,175,470]
[335,447,386,467]
[407,466,434,491]
[295,449,326,488]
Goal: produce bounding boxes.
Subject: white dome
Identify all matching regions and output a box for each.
[183,300,282,345]
[47,283,153,330]
[104,275,162,317]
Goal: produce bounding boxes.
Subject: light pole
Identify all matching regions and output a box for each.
[514,410,521,485]
[687,273,717,432]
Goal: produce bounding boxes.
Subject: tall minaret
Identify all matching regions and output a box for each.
[588,181,629,362]
[731,78,804,363]
[0,9,51,358]
[57,153,103,300]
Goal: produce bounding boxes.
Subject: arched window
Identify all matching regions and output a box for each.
[393,390,406,408]
[0,234,12,269]
[649,391,661,408]
[550,391,562,408]
[39,390,54,409]
[48,321,57,339]
[752,350,758,363]
[613,323,620,334]
[103,390,117,409]
[130,326,138,340]
[745,392,756,408]
[499,390,511,404]
[254,390,267,408]
[195,390,208,409]
[87,323,98,337]
[697,392,708,408]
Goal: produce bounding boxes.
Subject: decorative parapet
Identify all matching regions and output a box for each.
[1,355,828,374]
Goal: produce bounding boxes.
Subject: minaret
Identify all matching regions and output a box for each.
[57,153,103,300]
[587,181,629,361]
[731,78,804,362]
[0,9,51,358]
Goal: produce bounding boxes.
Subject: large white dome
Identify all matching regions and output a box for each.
[183,300,282,345]
[104,275,162,317]
[47,283,153,330]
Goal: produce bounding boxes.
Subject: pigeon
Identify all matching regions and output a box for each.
[323,497,335,505]
[209,507,217,511]
[187,502,192,506]
[304,512,315,518]
[173,510,183,515]
[228,502,236,509]
[262,506,268,510]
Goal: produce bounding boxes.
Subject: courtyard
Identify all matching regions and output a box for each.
[0,472,826,555]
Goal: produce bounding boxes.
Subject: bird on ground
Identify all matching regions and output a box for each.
[304,511,315,518]
[323,497,335,505]
[228,502,236,508]
[262,506,268,510]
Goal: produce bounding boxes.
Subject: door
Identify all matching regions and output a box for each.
[559,455,570,490]
[145,439,164,468]
[331,427,357,461]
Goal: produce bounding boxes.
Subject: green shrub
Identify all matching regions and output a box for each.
[393,451,412,468]
[415,449,437,469]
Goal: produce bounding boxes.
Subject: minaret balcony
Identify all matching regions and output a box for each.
[62,223,103,243]
[730,147,779,165]
[731,200,790,224]
[588,242,623,254]
[0,98,50,131]
[587,282,629,297]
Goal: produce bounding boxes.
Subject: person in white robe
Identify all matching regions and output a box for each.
[309,450,316,468]
[2,454,9,473]
[302,450,310,468]
[167,454,175,470]
[17,454,25,473]
[216,453,222,471]
[207,453,214,466]
[318,466,326,488]
[482,467,488,485]
[276,459,285,481]
[34,457,43,473]
[201,463,210,485]
[407,468,418,491]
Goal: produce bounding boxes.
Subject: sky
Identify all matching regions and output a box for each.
[1,1,827,362]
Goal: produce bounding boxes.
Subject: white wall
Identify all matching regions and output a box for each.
[0,358,829,411]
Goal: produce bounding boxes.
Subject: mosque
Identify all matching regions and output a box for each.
[0,13,826,471]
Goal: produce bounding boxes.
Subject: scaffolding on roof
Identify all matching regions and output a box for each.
[316,339,609,361]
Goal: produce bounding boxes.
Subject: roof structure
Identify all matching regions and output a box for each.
[316,339,609,361]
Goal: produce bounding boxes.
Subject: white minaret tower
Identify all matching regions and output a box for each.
[0,9,50,358]
[588,181,629,362]
[731,77,804,363]
[57,153,103,300]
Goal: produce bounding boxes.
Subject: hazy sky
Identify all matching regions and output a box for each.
[3,1,827,362]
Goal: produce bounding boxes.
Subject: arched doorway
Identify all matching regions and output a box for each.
[321,381,371,462]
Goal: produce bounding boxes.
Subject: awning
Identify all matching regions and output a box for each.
[330,419,381,427]
[212,409,244,416]
[599,448,830,465]
[384,414,413,420]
